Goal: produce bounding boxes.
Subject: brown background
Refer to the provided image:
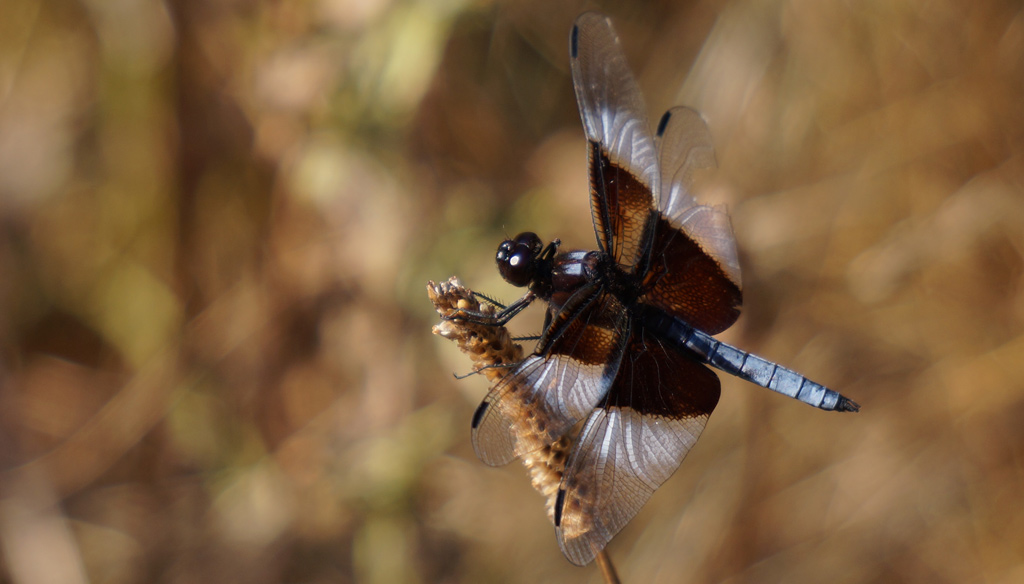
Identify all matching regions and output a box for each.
[2,0,1023,582]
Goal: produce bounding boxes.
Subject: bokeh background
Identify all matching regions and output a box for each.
[2,0,1023,582]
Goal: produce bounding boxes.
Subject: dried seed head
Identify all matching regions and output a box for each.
[427,277,522,382]
[521,435,573,523]
[428,276,574,523]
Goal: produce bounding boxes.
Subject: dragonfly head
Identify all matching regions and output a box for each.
[496,232,543,288]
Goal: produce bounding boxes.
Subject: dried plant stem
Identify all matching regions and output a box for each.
[596,549,621,584]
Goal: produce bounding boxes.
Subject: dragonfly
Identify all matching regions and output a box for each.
[446,11,859,567]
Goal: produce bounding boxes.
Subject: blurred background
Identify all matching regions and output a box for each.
[2,0,1023,582]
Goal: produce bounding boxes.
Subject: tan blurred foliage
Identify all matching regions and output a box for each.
[1,0,1023,582]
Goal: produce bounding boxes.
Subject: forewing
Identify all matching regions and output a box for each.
[554,328,720,566]
[655,106,741,288]
[571,12,658,270]
[471,288,629,466]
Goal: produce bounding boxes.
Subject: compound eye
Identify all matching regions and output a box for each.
[496,232,542,287]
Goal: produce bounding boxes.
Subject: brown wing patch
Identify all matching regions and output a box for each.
[641,216,742,334]
[589,142,656,271]
[603,327,720,418]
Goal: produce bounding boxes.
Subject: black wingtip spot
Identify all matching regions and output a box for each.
[656,110,672,137]
[471,402,489,429]
[554,488,567,526]
[570,25,580,59]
